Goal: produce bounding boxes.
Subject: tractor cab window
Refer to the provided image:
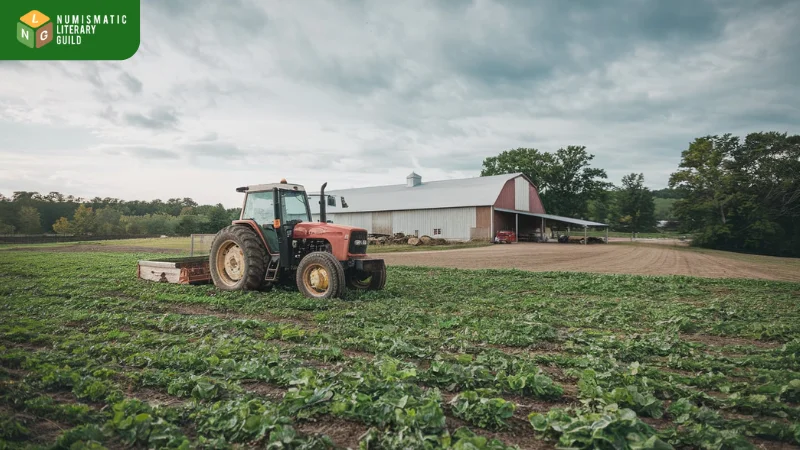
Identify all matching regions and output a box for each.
[282,190,311,222]
[242,191,275,227]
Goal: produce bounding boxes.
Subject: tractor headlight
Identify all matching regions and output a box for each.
[354,239,366,246]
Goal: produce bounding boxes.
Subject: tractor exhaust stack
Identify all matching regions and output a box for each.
[318,182,327,223]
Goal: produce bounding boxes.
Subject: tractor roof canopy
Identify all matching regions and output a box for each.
[236,182,306,193]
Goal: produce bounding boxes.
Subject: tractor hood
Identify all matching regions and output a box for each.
[292,222,366,239]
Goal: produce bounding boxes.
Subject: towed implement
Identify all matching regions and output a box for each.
[137,180,386,299]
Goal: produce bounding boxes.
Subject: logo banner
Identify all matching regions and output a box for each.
[2,0,140,60]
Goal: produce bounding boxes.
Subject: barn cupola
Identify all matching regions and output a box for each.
[406,171,422,187]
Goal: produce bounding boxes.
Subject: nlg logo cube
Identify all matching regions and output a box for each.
[17,10,53,48]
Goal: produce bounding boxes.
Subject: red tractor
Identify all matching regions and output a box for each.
[493,230,517,244]
[208,179,386,299]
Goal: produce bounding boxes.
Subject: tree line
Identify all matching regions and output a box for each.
[480,131,799,257]
[480,145,666,233]
[0,192,241,236]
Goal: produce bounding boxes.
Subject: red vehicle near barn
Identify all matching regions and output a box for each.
[493,230,517,244]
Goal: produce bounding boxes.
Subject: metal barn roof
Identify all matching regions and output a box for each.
[313,173,526,213]
[494,208,608,227]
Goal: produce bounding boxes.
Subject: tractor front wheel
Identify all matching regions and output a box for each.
[209,225,267,291]
[296,252,345,299]
[346,266,386,291]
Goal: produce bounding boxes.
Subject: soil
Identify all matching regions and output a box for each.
[127,387,188,407]
[164,303,315,329]
[240,381,288,399]
[680,333,781,349]
[371,242,800,282]
[294,416,370,450]
[445,415,552,450]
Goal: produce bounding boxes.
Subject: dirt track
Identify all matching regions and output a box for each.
[372,242,800,282]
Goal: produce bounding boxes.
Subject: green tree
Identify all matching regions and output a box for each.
[175,214,207,235]
[52,217,72,234]
[669,132,800,256]
[18,206,41,234]
[71,204,96,235]
[587,189,615,225]
[613,173,656,233]
[480,147,552,191]
[120,216,146,235]
[481,146,610,217]
[205,204,231,233]
[0,218,13,234]
[95,207,122,235]
[651,188,685,199]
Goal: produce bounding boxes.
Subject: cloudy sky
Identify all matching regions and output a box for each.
[1,0,798,208]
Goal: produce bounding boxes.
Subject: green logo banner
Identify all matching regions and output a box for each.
[1,0,139,60]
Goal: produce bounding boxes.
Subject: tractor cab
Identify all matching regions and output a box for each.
[236,179,311,255]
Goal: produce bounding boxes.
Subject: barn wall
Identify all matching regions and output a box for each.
[492,176,546,215]
[494,179,516,209]
[472,206,491,239]
[515,177,530,211]
[315,208,478,241]
[313,212,372,230]
[529,184,546,213]
[391,207,476,241]
[371,212,392,234]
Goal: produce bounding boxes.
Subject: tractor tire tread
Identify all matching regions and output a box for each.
[369,265,387,290]
[209,225,267,291]
[296,251,345,299]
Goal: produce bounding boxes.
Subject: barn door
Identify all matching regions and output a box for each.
[372,212,392,235]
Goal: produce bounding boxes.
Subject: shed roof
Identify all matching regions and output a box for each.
[313,173,526,213]
[494,208,608,227]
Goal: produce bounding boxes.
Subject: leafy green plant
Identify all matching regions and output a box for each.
[529,406,671,449]
[576,365,665,419]
[190,398,290,444]
[51,424,108,449]
[0,415,29,440]
[449,390,516,431]
[501,369,564,400]
[108,400,190,449]
[3,251,800,449]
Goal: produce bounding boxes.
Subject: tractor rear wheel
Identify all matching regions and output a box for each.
[346,266,386,291]
[296,252,345,299]
[209,225,267,291]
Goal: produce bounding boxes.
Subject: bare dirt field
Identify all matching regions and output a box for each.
[4,239,798,282]
[372,242,800,282]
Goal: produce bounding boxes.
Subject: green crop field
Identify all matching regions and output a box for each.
[1,251,799,449]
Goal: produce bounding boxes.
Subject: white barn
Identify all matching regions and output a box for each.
[310,172,554,241]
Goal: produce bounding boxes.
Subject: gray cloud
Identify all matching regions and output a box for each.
[123,106,180,130]
[184,141,245,158]
[119,72,143,94]
[103,146,180,160]
[1,0,799,204]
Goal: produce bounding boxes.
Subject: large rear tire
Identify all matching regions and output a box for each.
[209,225,267,291]
[296,252,345,299]
[345,266,386,291]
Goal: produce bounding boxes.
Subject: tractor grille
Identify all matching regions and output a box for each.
[349,230,368,254]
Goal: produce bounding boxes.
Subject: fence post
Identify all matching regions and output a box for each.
[190,234,194,257]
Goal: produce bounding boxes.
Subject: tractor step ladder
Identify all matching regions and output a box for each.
[265,254,280,281]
